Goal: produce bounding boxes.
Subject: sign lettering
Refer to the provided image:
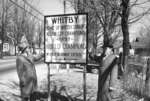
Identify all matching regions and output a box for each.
[44,14,87,63]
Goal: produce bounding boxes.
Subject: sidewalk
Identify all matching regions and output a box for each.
[0,56,16,63]
[0,63,73,101]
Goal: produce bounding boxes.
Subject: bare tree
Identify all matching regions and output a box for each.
[67,0,121,101]
[0,0,14,57]
[3,0,44,55]
[121,0,130,71]
[68,0,150,100]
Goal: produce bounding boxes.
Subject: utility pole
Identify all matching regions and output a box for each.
[1,0,5,58]
[63,0,70,72]
[63,0,66,14]
[77,1,87,101]
[14,0,18,55]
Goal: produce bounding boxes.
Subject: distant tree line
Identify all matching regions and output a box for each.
[0,0,44,57]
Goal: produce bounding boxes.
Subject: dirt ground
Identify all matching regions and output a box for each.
[42,68,98,101]
[0,67,143,101]
[41,68,142,101]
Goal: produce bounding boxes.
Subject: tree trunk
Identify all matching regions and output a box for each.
[121,0,130,72]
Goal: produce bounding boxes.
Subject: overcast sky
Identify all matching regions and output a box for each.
[36,0,74,15]
[34,0,150,41]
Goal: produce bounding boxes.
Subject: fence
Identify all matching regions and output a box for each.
[123,55,149,99]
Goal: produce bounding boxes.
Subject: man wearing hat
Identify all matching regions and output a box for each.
[89,45,119,101]
[16,36,45,101]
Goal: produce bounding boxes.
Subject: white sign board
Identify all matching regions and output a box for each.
[44,13,87,63]
[3,43,9,52]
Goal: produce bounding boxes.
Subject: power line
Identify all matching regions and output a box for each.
[23,0,44,16]
[9,0,43,21]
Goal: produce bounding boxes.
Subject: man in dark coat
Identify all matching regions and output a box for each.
[16,43,44,101]
[89,46,119,101]
[99,51,119,101]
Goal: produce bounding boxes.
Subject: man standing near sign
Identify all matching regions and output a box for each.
[16,36,46,101]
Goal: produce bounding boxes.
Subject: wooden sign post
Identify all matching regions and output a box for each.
[47,63,51,101]
[83,65,87,101]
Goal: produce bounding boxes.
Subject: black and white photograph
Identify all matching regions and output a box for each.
[0,0,150,101]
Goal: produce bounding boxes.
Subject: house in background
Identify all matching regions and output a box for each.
[131,38,150,57]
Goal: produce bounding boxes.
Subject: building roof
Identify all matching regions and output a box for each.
[131,38,150,49]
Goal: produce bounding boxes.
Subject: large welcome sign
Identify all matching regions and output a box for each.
[44,13,87,64]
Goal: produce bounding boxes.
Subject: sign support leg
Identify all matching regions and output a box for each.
[47,63,51,101]
[83,65,87,101]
